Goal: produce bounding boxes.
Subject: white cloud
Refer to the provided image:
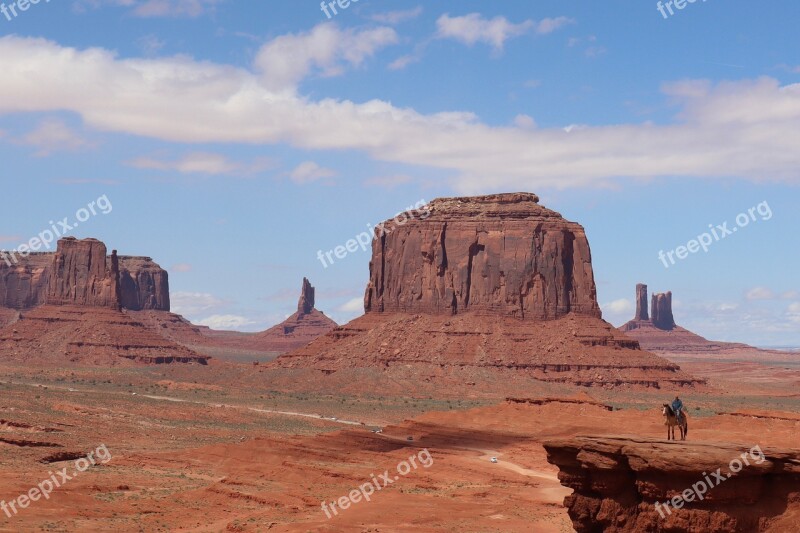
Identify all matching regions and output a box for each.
[782,290,800,300]
[196,314,256,330]
[337,297,364,313]
[436,13,573,50]
[388,54,419,71]
[602,298,634,315]
[289,161,336,184]
[513,114,537,129]
[170,291,229,316]
[127,152,274,176]
[370,6,423,25]
[745,287,775,301]
[21,118,93,156]
[255,23,398,91]
[2,37,800,192]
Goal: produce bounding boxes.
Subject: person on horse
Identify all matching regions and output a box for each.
[672,396,684,424]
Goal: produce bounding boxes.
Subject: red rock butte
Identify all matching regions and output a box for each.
[364,192,600,319]
[621,283,787,357]
[1,237,170,312]
[277,193,704,390]
[0,238,208,365]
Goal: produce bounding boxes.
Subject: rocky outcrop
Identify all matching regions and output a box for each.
[0,238,206,366]
[252,278,337,354]
[651,291,675,330]
[0,253,50,309]
[47,238,121,309]
[118,256,170,311]
[620,284,782,358]
[544,435,800,532]
[297,277,314,315]
[277,194,703,390]
[0,305,209,366]
[0,245,170,311]
[363,193,601,320]
[635,283,649,321]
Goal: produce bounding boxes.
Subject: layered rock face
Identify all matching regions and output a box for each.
[544,436,800,532]
[118,256,170,311]
[277,194,702,390]
[0,253,50,309]
[47,238,121,309]
[364,193,601,320]
[0,245,170,311]
[0,238,207,366]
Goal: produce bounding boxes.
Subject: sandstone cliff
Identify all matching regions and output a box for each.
[0,246,170,311]
[277,193,702,390]
[47,238,121,309]
[0,238,206,365]
[0,253,50,309]
[118,256,170,311]
[544,435,800,532]
[364,193,600,320]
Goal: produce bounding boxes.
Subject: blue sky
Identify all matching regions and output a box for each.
[1,0,798,346]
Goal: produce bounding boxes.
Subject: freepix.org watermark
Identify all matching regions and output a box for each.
[320,0,358,19]
[316,199,430,269]
[1,194,113,268]
[654,444,765,518]
[656,0,709,20]
[321,448,433,519]
[658,201,772,269]
[1,444,112,519]
[1,0,49,22]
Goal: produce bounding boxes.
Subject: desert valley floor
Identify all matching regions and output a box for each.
[1,345,799,532]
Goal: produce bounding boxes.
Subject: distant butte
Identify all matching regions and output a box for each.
[276,193,704,390]
[620,283,784,357]
[0,238,208,366]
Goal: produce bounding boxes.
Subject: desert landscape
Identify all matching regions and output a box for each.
[2,2,799,532]
[2,193,799,532]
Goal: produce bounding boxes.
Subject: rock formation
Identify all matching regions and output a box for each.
[620,284,780,357]
[0,253,50,309]
[0,238,207,365]
[276,193,703,390]
[364,193,601,320]
[635,283,649,321]
[651,290,675,330]
[118,256,170,311]
[252,278,337,353]
[544,435,800,532]
[47,238,121,309]
[0,246,170,311]
[297,277,314,315]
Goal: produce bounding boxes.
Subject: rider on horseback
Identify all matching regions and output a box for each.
[672,396,684,424]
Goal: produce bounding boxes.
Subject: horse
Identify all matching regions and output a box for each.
[662,404,688,441]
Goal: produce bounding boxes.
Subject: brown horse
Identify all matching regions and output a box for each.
[662,404,688,441]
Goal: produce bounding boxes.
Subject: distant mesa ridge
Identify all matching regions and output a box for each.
[0,237,169,312]
[0,237,207,366]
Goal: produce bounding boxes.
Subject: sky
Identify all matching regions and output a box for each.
[0,0,798,346]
